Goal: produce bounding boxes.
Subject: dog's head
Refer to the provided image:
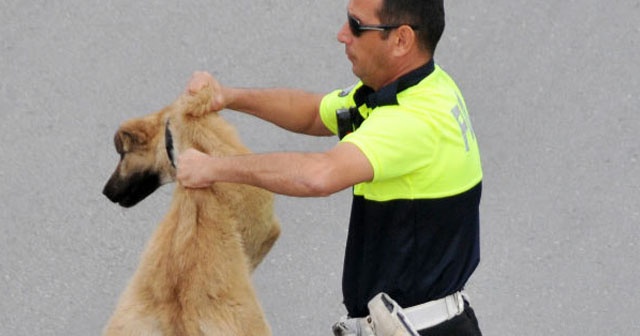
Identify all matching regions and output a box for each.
[102,87,243,208]
[102,111,175,207]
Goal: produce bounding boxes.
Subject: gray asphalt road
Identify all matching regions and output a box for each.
[1,1,639,335]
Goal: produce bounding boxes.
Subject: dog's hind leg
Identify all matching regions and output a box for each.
[248,216,281,270]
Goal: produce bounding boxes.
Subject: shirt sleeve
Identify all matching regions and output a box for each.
[319,89,342,135]
[319,83,361,135]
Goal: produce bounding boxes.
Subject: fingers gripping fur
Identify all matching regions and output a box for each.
[181,85,215,118]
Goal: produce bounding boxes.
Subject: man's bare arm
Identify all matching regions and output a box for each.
[187,71,332,136]
[177,142,373,197]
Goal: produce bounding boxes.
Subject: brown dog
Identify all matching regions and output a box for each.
[102,87,280,335]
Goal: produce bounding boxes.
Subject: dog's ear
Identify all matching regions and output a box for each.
[115,130,138,154]
[115,121,152,153]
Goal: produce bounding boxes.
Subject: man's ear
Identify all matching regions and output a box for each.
[391,25,418,57]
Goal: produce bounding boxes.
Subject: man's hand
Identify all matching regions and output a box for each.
[176,148,215,188]
[186,71,226,112]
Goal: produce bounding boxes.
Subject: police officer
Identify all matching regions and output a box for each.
[177,0,483,335]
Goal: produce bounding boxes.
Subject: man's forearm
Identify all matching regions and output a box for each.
[203,151,341,197]
[177,143,373,196]
[224,87,329,135]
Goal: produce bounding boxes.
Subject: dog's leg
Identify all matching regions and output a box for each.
[248,216,281,270]
[103,270,166,336]
[103,303,163,336]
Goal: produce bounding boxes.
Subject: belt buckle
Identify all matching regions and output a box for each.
[444,292,464,318]
[452,292,464,316]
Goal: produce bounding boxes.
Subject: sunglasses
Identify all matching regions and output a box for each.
[347,15,418,37]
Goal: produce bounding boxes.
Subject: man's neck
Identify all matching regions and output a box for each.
[370,55,432,91]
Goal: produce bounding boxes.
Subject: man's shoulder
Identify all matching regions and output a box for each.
[397,66,463,108]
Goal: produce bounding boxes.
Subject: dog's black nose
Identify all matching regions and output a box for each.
[102,171,161,208]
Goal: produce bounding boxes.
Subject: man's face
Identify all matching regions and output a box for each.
[338,0,393,90]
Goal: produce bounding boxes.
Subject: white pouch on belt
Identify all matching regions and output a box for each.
[367,293,420,336]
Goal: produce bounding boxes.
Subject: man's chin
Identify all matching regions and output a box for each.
[350,64,362,79]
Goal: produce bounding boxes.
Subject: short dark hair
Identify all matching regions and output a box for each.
[377,0,445,54]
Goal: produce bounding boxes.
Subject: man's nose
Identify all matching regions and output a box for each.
[337,21,351,43]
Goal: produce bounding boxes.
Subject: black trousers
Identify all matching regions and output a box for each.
[418,302,482,336]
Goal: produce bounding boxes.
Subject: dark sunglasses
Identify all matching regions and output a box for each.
[347,15,418,37]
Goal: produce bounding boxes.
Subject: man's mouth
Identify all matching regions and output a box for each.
[346,51,355,62]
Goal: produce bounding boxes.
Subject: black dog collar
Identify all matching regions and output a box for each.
[165,119,176,168]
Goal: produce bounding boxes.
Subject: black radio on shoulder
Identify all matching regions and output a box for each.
[336,107,364,140]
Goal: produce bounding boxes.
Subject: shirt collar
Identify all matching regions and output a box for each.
[354,59,435,109]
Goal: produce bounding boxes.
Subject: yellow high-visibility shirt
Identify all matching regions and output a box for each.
[320,64,483,201]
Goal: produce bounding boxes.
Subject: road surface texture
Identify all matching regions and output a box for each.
[1,1,639,335]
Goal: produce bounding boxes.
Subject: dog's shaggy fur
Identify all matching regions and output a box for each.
[102,87,280,335]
